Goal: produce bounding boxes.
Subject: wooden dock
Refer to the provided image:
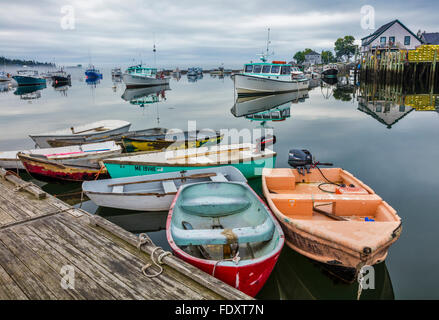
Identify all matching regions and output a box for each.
[0,168,251,300]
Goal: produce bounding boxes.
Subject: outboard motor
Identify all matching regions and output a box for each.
[288,149,313,175]
[257,135,277,152]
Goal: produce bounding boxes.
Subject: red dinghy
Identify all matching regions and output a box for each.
[166,181,284,297]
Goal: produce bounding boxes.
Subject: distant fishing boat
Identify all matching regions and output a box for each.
[262,166,402,282]
[232,29,309,95]
[111,67,122,77]
[166,181,285,297]
[12,70,46,86]
[322,64,338,77]
[85,65,102,79]
[122,65,169,88]
[121,130,223,152]
[82,166,247,211]
[52,70,71,86]
[29,120,131,148]
[0,141,121,170]
[103,143,277,179]
[45,127,167,148]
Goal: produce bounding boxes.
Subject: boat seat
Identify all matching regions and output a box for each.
[162,180,178,194]
[209,173,228,182]
[179,196,251,217]
[172,218,275,246]
[112,185,124,193]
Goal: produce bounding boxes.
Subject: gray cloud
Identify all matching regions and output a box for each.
[1,0,438,68]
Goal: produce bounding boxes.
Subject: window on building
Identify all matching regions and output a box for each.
[271,65,280,74]
[380,37,386,46]
[253,65,262,73]
[262,65,271,73]
[244,65,253,73]
[404,36,411,45]
[389,37,395,45]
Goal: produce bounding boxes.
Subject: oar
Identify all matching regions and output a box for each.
[313,206,349,221]
[70,126,106,134]
[108,172,218,187]
[168,146,250,161]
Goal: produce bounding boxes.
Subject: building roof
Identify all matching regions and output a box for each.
[422,32,439,44]
[305,50,320,57]
[361,19,423,46]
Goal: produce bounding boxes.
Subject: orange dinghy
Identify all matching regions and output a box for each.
[262,167,402,281]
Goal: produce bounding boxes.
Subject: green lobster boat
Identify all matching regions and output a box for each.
[103,143,276,179]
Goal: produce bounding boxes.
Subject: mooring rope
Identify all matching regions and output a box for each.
[212,251,241,277]
[137,233,172,278]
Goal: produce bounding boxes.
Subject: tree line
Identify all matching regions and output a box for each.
[293,35,358,65]
[0,56,55,66]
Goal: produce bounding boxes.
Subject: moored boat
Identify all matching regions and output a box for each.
[0,71,11,82]
[123,65,169,88]
[85,65,102,79]
[121,130,223,152]
[261,167,402,281]
[29,120,131,148]
[12,70,46,86]
[18,153,109,182]
[322,64,338,77]
[45,127,166,148]
[103,143,277,179]
[0,141,121,170]
[83,166,247,211]
[166,181,284,297]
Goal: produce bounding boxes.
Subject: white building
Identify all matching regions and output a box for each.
[304,51,322,65]
[361,20,423,54]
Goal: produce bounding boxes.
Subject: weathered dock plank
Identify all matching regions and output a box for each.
[0,170,252,300]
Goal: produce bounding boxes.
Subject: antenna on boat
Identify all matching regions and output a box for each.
[258,28,274,62]
[153,33,157,67]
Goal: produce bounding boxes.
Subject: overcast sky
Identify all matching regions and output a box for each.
[1,0,438,68]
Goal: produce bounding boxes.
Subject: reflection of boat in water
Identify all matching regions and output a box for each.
[85,77,100,86]
[246,104,290,122]
[321,76,338,86]
[257,247,394,300]
[121,84,170,106]
[187,73,203,82]
[231,90,309,117]
[14,84,46,100]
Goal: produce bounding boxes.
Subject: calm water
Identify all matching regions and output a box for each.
[1,67,438,299]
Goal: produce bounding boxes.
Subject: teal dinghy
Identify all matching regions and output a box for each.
[103,143,276,179]
[166,181,284,297]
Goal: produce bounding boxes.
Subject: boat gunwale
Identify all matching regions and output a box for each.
[232,73,309,84]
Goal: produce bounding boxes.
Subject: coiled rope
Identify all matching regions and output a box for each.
[137,233,172,278]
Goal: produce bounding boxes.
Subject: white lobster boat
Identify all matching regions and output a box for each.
[122,65,170,88]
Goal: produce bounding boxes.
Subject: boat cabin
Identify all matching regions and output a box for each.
[126,65,158,76]
[243,61,292,79]
[16,70,39,76]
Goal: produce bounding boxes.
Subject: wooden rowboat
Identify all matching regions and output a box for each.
[166,181,284,297]
[46,127,167,148]
[0,141,121,170]
[17,142,122,182]
[262,168,402,281]
[103,143,277,179]
[29,120,131,148]
[122,130,223,152]
[82,166,247,211]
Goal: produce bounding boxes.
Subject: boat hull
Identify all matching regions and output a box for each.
[104,156,276,180]
[122,134,222,153]
[322,68,338,77]
[85,71,102,79]
[232,74,309,95]
[12,76,46,86]
[18,154,108,182]
[123,73,170,88]
[30,122,131,148]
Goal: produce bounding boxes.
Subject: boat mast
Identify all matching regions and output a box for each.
[260,28,273,62]
[153,33,157,67]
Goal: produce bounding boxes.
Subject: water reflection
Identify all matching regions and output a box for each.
[121,84,170,107]
[257,247,394,300]
[231,90,309,118]
[14,83,46,100]
[187,73,203,82]
[85,77,101,87]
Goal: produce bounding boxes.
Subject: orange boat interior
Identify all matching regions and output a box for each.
[264,168,399,222]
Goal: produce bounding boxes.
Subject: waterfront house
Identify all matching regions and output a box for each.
[361,20,423,55]
[304,51,322,65]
